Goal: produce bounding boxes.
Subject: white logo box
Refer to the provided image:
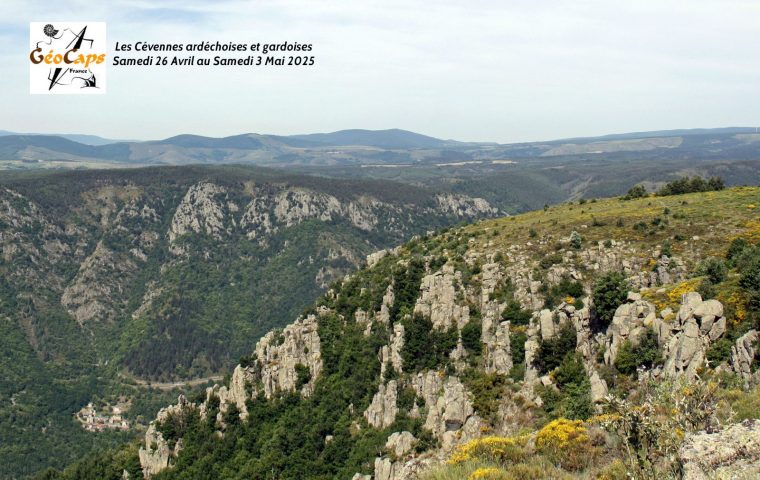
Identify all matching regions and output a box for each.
[29,22,107,94]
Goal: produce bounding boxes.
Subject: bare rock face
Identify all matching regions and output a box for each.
[411,371,445,409]
[385,431,417,457]
[241,187,383,242]
[139,396,192,478]
[660,293,727,380]
[138,423,174,478]
[380,323,405,377]
[414,265,469,331]
[377,284,395,326]
[216,365,252,421]
[254,314,323,399]
[422,376,483,451]
[434,194,498,217]
[61,241,137,324]
[523,325,541,385]
[578,240,642,275]
[539,309,557,340]
[588,369,609,403]
[169,182,232,246]
[201,314,323,423]
[364,380,398,429]
[603,297,657,365]
[732,330,759,387]
[366,248,390,268]
[373,455,434,480]
[484,320,513,375]
[680,419,760,480]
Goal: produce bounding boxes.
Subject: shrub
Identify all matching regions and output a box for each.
[295,363,311,389]
[402,314,458,371]
[697,278,717,299]
[726,237,749,264]
[543,277,584,309]
[737,245,760,290]
[509,327,527,375]
[569,231,582,250]
[462,318,483,355]
[553,352,586,388]
[599,378,722,477]
[508,363,525,383]
[536,323,577,374]
[448,436,528,466]
[660,240,672,258]
[657,176,725,196]
[535,418,592,471]
[490,279,515,303]
[613,330,662,376]
[462,370,509,424]
[622,184,647,200]
[539,253,562,270]
[397,386,417,411]
[469,467,507,480]
[697,257,728,284]
[592,272,628,331]
[501,301,531,326]
[706,337,734,366]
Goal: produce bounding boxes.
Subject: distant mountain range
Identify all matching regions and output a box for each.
[2,126,760,169]
[0,130,129,146]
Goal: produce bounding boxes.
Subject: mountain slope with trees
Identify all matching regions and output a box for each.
[0,165,497,478]
[41,183,760,480]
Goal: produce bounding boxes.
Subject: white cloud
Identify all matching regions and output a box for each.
[1,0,758,141]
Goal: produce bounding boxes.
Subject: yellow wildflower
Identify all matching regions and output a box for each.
[536,418,589,451]
[448,435,528,465]
[469,467,506,480]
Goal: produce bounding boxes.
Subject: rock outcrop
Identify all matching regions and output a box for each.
[732,330,759,387]
[216,365,252,420]
[364,380,398,429]
[138,396,192,478]
[254,314,323,399]
[414,265,469,330]
[421,376,483,451]
[679,419,760,479]
[380,323,405,377]
[385,431,417,457]
[603,296,657,365]
[239,187,496,244]
[435,194,498,217]
[169,182,232,244]
[658,293,727,379]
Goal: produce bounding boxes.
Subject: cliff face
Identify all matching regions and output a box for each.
[137,187,760,479]
[0,166,500,478]
[0,169,497,380]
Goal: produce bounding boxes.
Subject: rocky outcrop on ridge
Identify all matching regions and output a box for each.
[680,419,760,479]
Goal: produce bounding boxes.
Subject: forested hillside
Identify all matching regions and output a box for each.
[0,165,497,478]
[42,184,760,479]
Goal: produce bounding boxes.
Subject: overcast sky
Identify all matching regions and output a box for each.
[2,0,760,142]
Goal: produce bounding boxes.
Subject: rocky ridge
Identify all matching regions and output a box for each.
[130,187,760,479]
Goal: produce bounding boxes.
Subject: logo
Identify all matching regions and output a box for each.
[29,22,107,94]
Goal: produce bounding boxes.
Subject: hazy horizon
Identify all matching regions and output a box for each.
[2,125,759,145]
[3,1,759,143]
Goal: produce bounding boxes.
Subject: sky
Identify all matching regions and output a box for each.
[2,0,760,143]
